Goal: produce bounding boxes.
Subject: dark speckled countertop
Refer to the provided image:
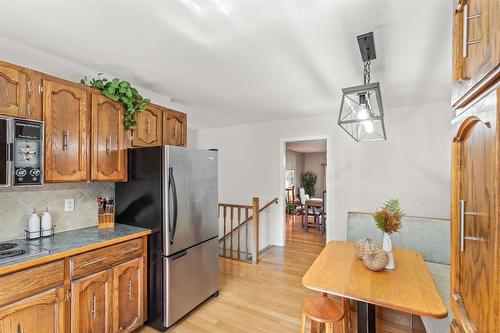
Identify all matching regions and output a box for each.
[0,224,151,273]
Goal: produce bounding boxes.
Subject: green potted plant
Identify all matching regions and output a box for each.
[301,172,318,197]
[81,75,151,130]
[373,199,404,269]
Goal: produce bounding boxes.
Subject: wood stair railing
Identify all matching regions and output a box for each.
[218,197,278,264]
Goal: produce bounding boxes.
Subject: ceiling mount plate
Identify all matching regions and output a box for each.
[357,32,376,61]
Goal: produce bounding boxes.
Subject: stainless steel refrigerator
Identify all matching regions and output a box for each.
[115,146,219,331]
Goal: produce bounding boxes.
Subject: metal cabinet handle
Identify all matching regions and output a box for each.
[38,85,43,95]
[105,136,111,154]
[17,324,24,333]
[459,199,482,252]
[27,81,31,92]
[127,279,132,300]
[62,130,68,151]
[146,119,151,134]
[91,293,97,318]
[462,4,482,58]
[27,104,31,116]
[459,200,465,251]
[81,257,107,268]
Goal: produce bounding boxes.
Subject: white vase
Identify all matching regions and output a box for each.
[382,232,395,269]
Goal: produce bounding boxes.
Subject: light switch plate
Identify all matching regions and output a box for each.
[64,198,75,212]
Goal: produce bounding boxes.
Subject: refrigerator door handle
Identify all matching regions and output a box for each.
[168,166,178,245]
[169,250,187,261]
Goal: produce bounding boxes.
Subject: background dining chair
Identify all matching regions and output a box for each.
[299,188,315,231]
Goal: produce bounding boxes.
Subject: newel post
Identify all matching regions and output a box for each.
[252,197,259,264]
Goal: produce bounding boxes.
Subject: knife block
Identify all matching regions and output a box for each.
[98,213,115,229]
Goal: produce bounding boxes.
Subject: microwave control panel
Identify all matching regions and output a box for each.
[13,119,43,186]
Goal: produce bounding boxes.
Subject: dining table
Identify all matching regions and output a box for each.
[302,240,447,333]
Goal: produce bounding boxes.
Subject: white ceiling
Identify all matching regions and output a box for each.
[0,0,452,129]
[287,139,326,153]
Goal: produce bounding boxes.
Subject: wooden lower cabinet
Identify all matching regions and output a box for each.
[71,269,113,333]
[451,86,499,333]
[112,258,144,333]
[0,288,65,333]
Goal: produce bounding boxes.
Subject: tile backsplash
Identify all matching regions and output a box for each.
[0,182,114,241]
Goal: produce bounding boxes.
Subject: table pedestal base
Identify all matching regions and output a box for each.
[357,301,376,333]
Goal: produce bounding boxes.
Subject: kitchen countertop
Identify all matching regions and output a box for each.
[0,223,151,276]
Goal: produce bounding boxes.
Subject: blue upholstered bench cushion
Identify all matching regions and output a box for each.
[346,212,450,265]
[421,262,451,332]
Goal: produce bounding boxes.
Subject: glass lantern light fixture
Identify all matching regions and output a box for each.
[338,32,387,142]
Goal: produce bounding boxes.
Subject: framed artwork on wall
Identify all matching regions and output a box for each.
[285,169,295,188]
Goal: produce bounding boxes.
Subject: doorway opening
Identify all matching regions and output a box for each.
[280,136,330,247]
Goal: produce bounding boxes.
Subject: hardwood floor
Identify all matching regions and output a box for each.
[140,215,423,333]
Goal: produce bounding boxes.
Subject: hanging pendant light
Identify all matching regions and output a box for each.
[338,32,386,142]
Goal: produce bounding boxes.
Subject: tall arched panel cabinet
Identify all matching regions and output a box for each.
[450,0,499,332]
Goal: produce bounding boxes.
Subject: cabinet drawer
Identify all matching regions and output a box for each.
[71,239,143,279]
[0,260,64,307]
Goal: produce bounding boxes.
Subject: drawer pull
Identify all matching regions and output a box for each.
[121,247,140,255]
[81,257,107,268]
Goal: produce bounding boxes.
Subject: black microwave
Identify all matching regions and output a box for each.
[0,117,44,187]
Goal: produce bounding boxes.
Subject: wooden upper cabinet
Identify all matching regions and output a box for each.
[0,64,26,118]
[44,80,89,182]
[451,88,499,333]
[91,93,127,181]
[112,258,144,333]
[452,0,499,106]
[163,109,187,147]
[25,69,43,120]
[0,288,65,333]
[71,269,113,333]
[131,104,162,147]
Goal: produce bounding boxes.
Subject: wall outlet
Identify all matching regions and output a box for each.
[64,198,75,212]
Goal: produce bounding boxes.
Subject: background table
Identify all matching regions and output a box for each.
[302,241,447,333]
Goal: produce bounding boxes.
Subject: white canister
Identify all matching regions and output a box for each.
[41,208,52,237]
[28,209,40,239]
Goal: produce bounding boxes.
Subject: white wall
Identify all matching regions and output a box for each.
[285,149,304,189]
[197,101,452,247]
[303,152,326,197]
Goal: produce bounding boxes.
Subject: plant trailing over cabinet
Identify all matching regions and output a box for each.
[81,75,151,130]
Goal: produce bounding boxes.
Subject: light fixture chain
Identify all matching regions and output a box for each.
[363,61,371,85]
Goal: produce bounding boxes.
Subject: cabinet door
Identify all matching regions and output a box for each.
[0,288,65,333]
[71,269,113,333]
[452,0,499,104]
[25,70,43,121]
[0,65,26,118]
[112,258,144,333]
[163,109,187,147]
[131,105,162,147]
[91,93,127,181]
[451,88,498,333]
[44,80,89,182]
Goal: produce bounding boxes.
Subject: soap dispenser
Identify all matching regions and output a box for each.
[41,207,52,237]
[28,209,40,239]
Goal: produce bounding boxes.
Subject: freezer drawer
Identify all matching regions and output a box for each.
[163,237,219,327]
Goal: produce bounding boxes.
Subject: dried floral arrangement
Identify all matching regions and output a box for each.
[373,199,404,234]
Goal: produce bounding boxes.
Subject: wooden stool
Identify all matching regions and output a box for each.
[301,295,349,333]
